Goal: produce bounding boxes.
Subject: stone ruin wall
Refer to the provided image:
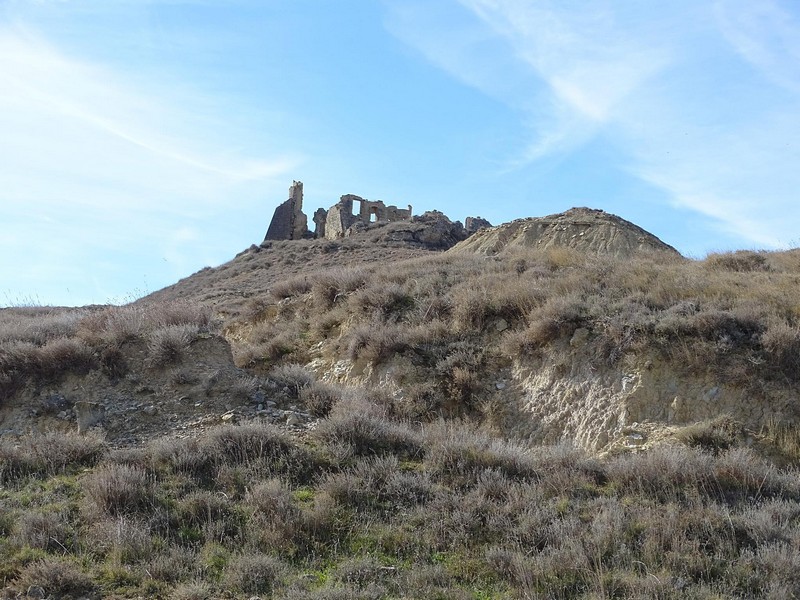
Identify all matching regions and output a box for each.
[321,195,413,240]
[264,181,491,242]
[264,181,309,241]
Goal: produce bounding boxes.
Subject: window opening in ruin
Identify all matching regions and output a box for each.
[370,207,378,222]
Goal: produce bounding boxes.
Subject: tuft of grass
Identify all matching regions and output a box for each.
[0,432,106,482]
[8,558,95,599]
[82,463,154,517]
[147,324,199,368]
[221,553,286,595]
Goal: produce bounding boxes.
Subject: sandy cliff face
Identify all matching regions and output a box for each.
[450,207,679,258]
[304,330,797,454]
[513,354,793,452]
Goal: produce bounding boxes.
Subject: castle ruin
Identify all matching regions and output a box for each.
[264,181,413,242]
[264,181,310,241]
[320,194,413,240]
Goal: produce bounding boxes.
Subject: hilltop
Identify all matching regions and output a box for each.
[450,207,679,257]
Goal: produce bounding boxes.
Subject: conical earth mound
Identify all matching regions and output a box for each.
[450,207,680,258]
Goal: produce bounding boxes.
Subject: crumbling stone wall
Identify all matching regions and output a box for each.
[313,208,327,238]
[263,181,413,241]
[323,195,412,240]
[264,181,309,241]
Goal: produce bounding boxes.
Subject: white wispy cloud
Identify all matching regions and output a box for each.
[0,25,299,305]
[386,0,800,249]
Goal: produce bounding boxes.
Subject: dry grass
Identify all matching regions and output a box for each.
[6,228,800,596]
[0,301,215,400]
[0,416,799,598]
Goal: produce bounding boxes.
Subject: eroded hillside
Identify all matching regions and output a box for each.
[3,211,800,455]
[4,211,800,599]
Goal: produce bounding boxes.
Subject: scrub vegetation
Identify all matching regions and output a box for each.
[3,241,800,597]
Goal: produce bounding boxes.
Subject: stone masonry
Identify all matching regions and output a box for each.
[264,181,309,241]
[264,181,489,242]
[264,182,413,241]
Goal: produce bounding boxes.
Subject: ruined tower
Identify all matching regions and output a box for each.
[264,181,309,241]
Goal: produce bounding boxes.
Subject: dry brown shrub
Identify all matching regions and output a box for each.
[12,510,71,552]
[705,250,771,272]
[542,246,587,270]
[270,363,314,396]
[270,275,312,300]
[508,294,587,353]
[77,305,147,345]
[147,324,198,368]
[82,463,153,517]
[77,302,212,347]
[311,266,369,309]
[605,444,715,502]
[234,321,306,368]
[0,307,86,345]
[36,337,96,378]
[0,431,105,481]
[761,321,800,378]
[422,421,538,487]
[0,337,95,399]
[313,398,423,460]
[148,301,213,330]
[85,517,155,563]
[170,580,211,600]
[195,423,317,485]
[300,381,344,417]
[221,553,286,595]
[9,558,95,599]
[345,323,408,364]
[349,283,415,321]
[245,478,296,517]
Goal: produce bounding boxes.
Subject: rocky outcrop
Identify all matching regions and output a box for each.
[465,216,492,234]
[450,207,679,258]
[348,211,469,250]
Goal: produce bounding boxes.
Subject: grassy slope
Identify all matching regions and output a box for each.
[3,230,800,597]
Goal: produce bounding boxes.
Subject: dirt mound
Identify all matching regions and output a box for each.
[449,207,680,257]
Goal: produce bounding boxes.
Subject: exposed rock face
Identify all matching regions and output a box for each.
[353,210,468,249]
[465,216,492,234]
[513,349,794,452]
[450,207,679,258]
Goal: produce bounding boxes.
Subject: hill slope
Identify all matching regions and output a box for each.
[450,207,679,257]
[4,209,800,598]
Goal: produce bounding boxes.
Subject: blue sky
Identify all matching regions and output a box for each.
[3,0,800,307]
